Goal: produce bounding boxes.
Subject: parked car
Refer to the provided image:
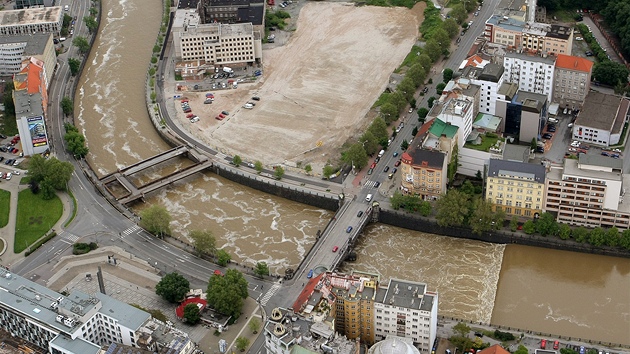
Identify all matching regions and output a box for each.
[388,173,393,179]
[221,111,229,116]
[392,168,398,174]
[384,166,390,172]
[422,87,429,93]
[541,340,547,349]
[542,133,553,139]
[554,341,559,350]
[536,147,545,153]
[408,108,413,113]
[215,116,224,120]
[252,96,260,101]
[190,117,200,123]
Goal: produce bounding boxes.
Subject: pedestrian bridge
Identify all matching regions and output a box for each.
[99,146,213,204]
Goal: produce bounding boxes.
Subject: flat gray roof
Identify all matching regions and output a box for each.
[498,82,518,99]
[563,158,622,181]
[486,14,525,32]
[505,51,557,65]
[515,90,547,112]
[578,154,623,171]
[0,33,51,56]
[576,91,621,131]
[95,292,150,331]
[488,159,546,183]
[50,335,101,354]
[502,144,530,162]
[383,279,428,311]
[13,89,44,118]
[0,6,62,26]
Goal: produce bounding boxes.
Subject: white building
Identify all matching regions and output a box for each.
[503,52,556,103]
[172,9,261,67]
[460,63,505,116]
[374,279,438,352]
[368,336,421,354]
[571,91,629,147]
[0,34,56,85]
[0,268,193,354]
[435,98,476,149]
[0,7,63,36]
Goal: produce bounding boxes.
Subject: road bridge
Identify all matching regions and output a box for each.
[295,196,378,279]
[99,145,213,204]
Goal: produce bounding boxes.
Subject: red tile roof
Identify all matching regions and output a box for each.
[478,344,510,354]
[292,272,324,312]
[555,54,593,73]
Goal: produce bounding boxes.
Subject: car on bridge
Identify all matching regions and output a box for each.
[307,269,313,278]
[346,226,353,233]
[357,211,363,217]
[332,246,339,252]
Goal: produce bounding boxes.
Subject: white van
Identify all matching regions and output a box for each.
[365,194,373,202]
[378,149,385,158]
[64,4,69,11]
[548,117,558,124]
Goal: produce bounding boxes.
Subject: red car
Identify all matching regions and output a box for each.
[553,341,559,350]
[186,113,195,118]
[206,93,214,98]
[214,270,223,276]
[332,246,339,252]
[215,116,224,120]
[394,160,401,167]
[540,339,547,349]
[218,113,226,119]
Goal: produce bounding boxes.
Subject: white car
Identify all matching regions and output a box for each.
[408,108,413,113]
[12,170,20,175]
[190,117,200,123]
[613,148,622,153]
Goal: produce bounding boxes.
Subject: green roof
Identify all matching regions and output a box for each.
[429,118,458,139]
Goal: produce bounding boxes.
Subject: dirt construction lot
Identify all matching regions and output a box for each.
[177,2,423,173]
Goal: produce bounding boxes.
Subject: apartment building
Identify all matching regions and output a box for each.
[0,34,56,88]
[503,52,555,103]
[0,7,63,36]
[572,91,629,148]
[172,9,261,67]
[429,97,476,149]
[264,307,359,354]
[484,15,524,48]
[544,155,630,229]
[400,148,448,200]
[460,63,505,116]
[553,54,593,108]
[292,272,438,353]
[486,159,546,218]
[484,16,572,56]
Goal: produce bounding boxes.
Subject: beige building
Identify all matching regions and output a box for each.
[553,54,593,108]
[0,34,56,88]
[486,159,546,218]
[400,148,448,200]
[544,155,630,229]
[0,7,62,36]
[172,9,261,68]
[484,16,572,55]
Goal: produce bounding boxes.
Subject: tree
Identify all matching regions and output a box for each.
[450,3,468,24]
[183,303,201,324]
[153,45,161,53]
[419,201,432,216]
[61,96,73,116]
[235,337,250,352]
[323,165,335,179]
[155,272,190,303]
[89,6,98,16]
[140,205,171,238]
[431,29,450,52]
[573,226,589,243]
[216,249,231,266]
[424,39,442,62]
[604,227,620,247]
[248,317,261,334]
[206,269,248,320]
[435,189,470,227]
[254,261,270,278]
[620,229,630,250]
[453,322,471,337]
[443,68,454,83]
[443,19,459,38]
[436,82,446,94]
[342,143,368,170]
[83,15,98,33]
[304,164,312,174]
[510,215,519,232]
[274,166,285,179]
[514,345,529,354]
[360,131,379,156]
[189,229,216,257]
[64,130,89,158]
[588,227,606,246]
[418,54,432,74]
[558,223,571,240]
[397,77,416,102]
[380,102,398,124]
[72,36,90,54]
[523,220,536,234]
[530,138,537,150]
[407,63,426,87]
[232,155,242,167]
[593,61,630,86]
[27,155,73,194]
[400,140,409,151]
[68,58,81,76]
[428,96,436,108]
[470,198,504,235]
[418,107,429,120]
[535,212,558,237]
[254,160,263,174]
[367,117,388,141]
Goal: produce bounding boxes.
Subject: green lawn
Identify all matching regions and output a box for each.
[14,190,63,253]
[0,189,9,228]
[465,135,501,152]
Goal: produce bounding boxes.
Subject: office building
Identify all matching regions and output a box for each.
[553,54,593,108]
[484,15,573,56]
[172,9,261,68]
[544,155,630,228]
[0,34,56,88]
[0,7,63,36]
[198,0,264,29]
[292,272,438,352]
[571,92,627,148]
[503,52,555,103]
[503,90,547,144]
[0,268,194,354]
[486,159,546,218]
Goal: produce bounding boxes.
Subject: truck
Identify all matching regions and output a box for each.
[222,67,233,74]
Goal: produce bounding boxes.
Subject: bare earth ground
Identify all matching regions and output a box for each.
[176,2,424,174]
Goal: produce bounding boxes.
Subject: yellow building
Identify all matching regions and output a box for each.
[331,272,379,345]
[486,159,546,218]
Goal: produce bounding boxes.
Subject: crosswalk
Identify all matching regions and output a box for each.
[121,225,141,238]
[57,230,79,243]
[259,282,282,306]
[363,181,380,189]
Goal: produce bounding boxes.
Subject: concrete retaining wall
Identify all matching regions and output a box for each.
[379,209,630,258]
